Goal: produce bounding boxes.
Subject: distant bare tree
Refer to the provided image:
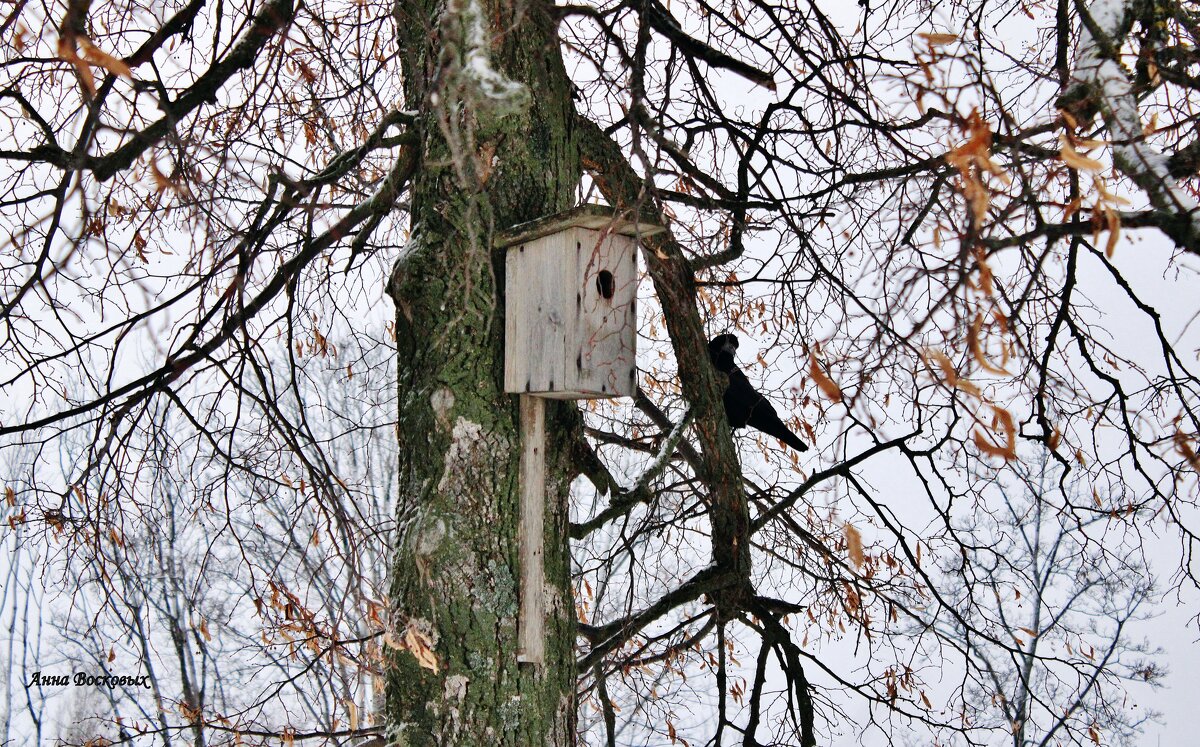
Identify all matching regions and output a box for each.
[910,451,1162,746]
[3,335,395,745]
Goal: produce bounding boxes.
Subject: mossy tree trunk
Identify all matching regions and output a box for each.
[383,0,580,743]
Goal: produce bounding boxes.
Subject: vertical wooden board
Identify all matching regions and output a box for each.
[540,230,572,393]
[574,228,637,397]
[504,247,526,393]
[614,231,638,395]
[516,395,546,665]
[505,236,576,394]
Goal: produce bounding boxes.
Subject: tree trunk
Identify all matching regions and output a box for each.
[384,0,580,743]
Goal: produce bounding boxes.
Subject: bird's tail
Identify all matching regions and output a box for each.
[778,428,810,453]
[750,403,811,453]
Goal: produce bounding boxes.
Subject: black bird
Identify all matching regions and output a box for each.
[708,334,810,453]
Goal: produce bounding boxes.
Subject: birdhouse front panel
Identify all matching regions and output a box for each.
[573,227,637,397]
[504,226,638,399]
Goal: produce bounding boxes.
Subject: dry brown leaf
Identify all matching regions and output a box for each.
[992,308,1009,334]
[968,314,1010,375]
[1093,176,1131,206]
[974,248,994,297]
[1175,431,1200,472]
[57,32,132,98]
[945,111,1008,223]
[843,581,861,613]
[844,523,864,569]
[918,32,959,47]
[150,159,176,192]
[808,352,842,404]
[973,404,1016,460]
[925,349,958,387]
[947,110,990,160]
[1060,135,1103,171]
[1104,207,1120,258]
[64,56,97,96]
[78,37,133,78]
[1063,195,1082,221]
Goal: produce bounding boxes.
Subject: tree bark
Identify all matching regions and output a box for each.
[383,0,581,743]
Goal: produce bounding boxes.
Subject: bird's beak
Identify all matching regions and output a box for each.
[722,342,737,357]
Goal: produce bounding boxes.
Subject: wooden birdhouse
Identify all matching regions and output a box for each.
[498,205,663,667]
[499,205,663,399]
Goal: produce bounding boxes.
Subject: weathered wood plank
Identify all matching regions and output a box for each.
[516,394,546,666]
[575,228,638,397]
[495,203,664,248]
[504,247,527,392]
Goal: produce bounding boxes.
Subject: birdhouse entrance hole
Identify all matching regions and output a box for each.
[596,270,615,300]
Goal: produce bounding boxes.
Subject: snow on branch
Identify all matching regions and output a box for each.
[627,406,696,496]
[438,0,530,119]
[1070,0,1200,250]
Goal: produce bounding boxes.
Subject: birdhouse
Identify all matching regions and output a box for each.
[500,205,663,667]
[499,205,663,399]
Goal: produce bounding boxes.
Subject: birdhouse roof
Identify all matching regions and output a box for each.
[495,204,666,248]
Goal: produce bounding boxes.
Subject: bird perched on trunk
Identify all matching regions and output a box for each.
[708,334,810,453]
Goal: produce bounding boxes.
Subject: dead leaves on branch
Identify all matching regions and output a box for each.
[918,229,1022,462]
[1059,134,1105,172]
[973,404,1017,461]
[1175,430,1200,473]
[1089,175,1131,258]
[913,32,958,92]
[1060,122,1133,258]
[1095,203,1122,258]
[945,109,1011,227]
[924,349,981,398]
[917,32,959,49]
[58,29,132,98]
[922,346,1017,462]
[967,312,1011,376]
